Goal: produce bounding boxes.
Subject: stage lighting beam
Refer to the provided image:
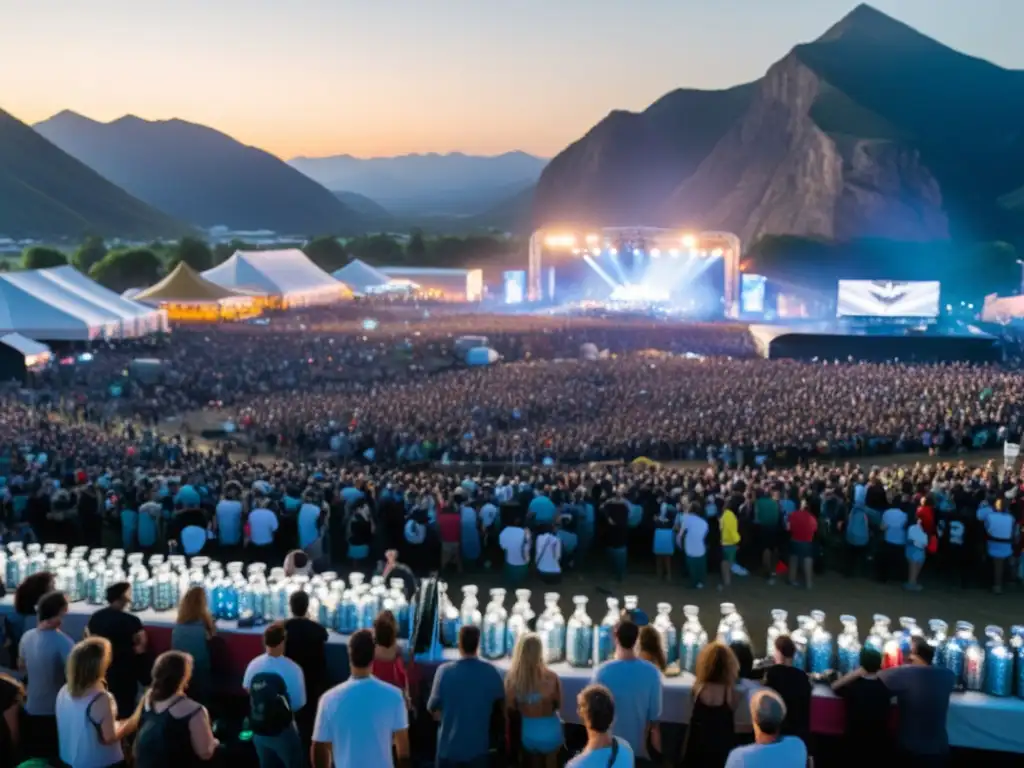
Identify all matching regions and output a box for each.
[681,233,697,248]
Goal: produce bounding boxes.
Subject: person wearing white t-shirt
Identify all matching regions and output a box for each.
[242,622,307,768]
[677,503,709,589]
[312,629,409,768]
[904,514,928,592]
[982,498,1016,593]
[534,525,562,585]
[247,503,279,563]
[880,504,908,584]
[500,513,532,587]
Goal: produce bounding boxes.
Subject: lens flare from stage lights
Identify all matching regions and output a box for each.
[609,284,671,303]
[681,233,697,248]
[545,234,577,249]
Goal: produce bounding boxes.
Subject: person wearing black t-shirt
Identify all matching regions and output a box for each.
[832,648,892,762]
[601,495,629,582]
[762,635,812,749]
[85,582,147,716]
[285,590,329,750]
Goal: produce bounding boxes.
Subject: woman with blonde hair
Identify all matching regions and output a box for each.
[638,625,667,672]
[505,633,563,766]
[679,641,740,768]
[56,637,137,768]
[170,586,215,706]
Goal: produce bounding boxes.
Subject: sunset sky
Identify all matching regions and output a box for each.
[1,0,1017,160]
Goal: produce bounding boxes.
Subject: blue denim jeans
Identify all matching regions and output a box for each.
[253,723,305,768]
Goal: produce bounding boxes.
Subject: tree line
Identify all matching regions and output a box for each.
[12,232,525,293]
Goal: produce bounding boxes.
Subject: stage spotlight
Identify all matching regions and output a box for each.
[585,233,600,245]
[590,248,601,257]
[681,234,697,248]
[651,248,661,258]
[571,248,581,255]
[609,248,618,256]
[711,248,723,258]
[632,248,641,257]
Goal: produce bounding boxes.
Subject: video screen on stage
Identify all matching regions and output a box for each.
[741,274,766,314]
[504,270,526,304]
[837,280,941,318]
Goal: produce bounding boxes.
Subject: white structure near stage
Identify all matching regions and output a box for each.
[202,249,353,307]
[0,267,166,341]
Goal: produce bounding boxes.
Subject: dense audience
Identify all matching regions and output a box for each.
[0,310,1020,766]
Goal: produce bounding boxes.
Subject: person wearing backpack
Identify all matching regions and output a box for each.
[242,621,307,768]
[842,504,871,578]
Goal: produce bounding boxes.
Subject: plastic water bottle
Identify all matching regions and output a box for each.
[566,596,594,668]
[836,615,861,675]
[808,610,833,675]
[679,604,708,674]
[653,603,678,667]
[765,609,789,660]
[593,597,619,665]
[536,593,565,664]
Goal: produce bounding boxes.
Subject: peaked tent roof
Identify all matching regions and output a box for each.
[136,262,250,302]
[0,271,127,337]
[202,249,353,303]
[0,333,51,357]
[0,275,112,340]
[35,266,165,334]
[331,259,392,291]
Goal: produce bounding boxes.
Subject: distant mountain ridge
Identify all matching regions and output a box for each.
[289,151,546,217]
[34,111,362,235]
[0,108,188,239]
[532,3,1024,245]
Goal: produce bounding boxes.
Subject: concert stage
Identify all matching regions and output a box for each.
[750,324,1001,363]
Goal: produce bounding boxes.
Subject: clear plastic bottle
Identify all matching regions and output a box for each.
[791,616,811,671]
[566,596,593,668]
[653,603,678,667]
[505,589,534,656]
[927,619,949,667]
[481,588,508,660]
[836,615,861,675]
[808,610,833,675]
[537,593,565,664]
[593,597,620,665]
[765,609,789,659]
[679,605,708,673]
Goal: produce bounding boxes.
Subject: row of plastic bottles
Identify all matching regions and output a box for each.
[2,543,414,639]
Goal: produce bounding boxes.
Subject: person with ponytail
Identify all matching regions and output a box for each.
[132,651,219,767]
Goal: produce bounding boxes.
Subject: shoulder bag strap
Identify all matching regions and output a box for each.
[606,737,619,768]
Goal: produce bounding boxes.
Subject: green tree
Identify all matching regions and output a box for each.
[72,236,107,273]
[348,234,404,264]
[213,239,251,265]
[21,246,68,270]
[406,230,427,261]
[169,237,214,272]
[89,248,162,292]
[303,236,349,273]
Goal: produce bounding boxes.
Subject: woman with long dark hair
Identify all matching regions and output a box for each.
[170,587,216,706]
[679,641,740,768]
[133,651,219,766]
[7,572,54,664]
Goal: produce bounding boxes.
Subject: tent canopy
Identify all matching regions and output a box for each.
[37,266,166,334]
[0,275,109,340]
[0,333,51,357]
[136,262,250,303]
[331,259,391,292]
[202,249,352,305]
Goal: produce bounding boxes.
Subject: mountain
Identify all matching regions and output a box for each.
[467,183,536,233]
[533,4,1024,245]
[531,84,756,228]
[333,191,392,220]
[289,151,547,216]
[0,108,188,239]
[34,111,362,235]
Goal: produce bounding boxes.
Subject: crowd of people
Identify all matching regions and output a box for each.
[1,309,1022,765]
[1,580,961,768]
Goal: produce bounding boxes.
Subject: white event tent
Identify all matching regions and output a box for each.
[36,266,168,335]
[331,259,392,294]
[0,268,165,341]
[202,249,353,307]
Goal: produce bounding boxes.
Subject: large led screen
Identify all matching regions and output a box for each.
[837,280,940,318]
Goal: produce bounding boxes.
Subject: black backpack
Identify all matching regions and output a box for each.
[248,671,293,736]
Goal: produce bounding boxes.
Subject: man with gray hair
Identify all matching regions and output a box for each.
[725,689,807,767]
